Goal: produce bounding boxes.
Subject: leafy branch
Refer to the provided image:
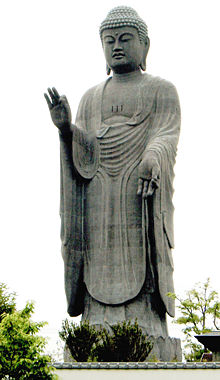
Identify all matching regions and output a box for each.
[167,278,220,361]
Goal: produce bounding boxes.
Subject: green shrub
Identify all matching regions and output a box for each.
[59,319,153,362]
[0,301,56,379]
[59,319,100,362]
[92,320,153,362]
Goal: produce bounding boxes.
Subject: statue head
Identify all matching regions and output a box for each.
[100,6,150,75]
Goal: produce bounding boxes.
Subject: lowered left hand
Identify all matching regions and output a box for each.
[137,154,160,198]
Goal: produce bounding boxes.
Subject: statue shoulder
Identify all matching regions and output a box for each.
[141,74,180,110]
[142,73,178,94]
[75,80,106,127]
[78,80,106,106]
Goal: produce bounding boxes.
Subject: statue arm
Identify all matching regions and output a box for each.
[63,84,101,181]
[59,123,99,181]
[138,81,181,199]
[71,89,100,179]
[144,81,181,161]
[44,86,94,171]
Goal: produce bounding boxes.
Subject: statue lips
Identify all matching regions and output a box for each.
[112,52,125,60]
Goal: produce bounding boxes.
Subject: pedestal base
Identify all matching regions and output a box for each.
[64,336,182,362]
[147,336,182,361]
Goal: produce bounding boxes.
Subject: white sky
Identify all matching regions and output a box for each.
[1,0,220,355]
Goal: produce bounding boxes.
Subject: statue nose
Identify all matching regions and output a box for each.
[113,40,123,51]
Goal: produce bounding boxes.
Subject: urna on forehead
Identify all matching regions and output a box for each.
[99,6,148,43]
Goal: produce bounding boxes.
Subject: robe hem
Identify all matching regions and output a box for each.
[84,277,146,306]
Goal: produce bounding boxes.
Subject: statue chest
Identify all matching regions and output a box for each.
[102,82,139,124]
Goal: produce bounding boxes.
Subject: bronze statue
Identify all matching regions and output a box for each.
[45,6,181,360]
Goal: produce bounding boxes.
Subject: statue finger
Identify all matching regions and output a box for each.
[48,88,58,105]
[142,180,149,198]
[44,93,53,110]
[152,165,160,181]
[52,87,60,101]
[137,178,144,196]
[146,179,157,197]
[60,95,69,106]
[151,177,159,189]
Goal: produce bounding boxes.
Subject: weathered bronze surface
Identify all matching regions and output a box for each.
[45,6,181,361]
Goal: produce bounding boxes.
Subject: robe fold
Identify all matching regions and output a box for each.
[60,73,180,318]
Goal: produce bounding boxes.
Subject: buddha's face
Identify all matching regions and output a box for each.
[102,26,146,74]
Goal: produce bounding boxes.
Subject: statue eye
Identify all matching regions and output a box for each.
[121,34,132,42]
[104,37,115,44]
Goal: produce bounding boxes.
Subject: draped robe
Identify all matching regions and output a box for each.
[59,73,181,320]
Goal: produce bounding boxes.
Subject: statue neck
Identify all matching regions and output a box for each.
[112,69,143,84]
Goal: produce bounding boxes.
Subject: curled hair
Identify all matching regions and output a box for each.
[100,6,148,43]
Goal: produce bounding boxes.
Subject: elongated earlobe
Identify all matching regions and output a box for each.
[140,61,146,71]
[106,64,111,75]
[140,37,150,72]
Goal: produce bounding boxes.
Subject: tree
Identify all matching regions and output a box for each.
[168,278,220,361]
[0,283,16,322]
[0,286,57,379]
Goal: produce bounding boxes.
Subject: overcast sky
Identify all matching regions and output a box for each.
[1,0,220,354]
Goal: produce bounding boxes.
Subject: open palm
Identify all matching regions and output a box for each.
[44,87,72,131]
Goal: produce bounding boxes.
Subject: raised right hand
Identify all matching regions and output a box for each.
[44,87,72,132]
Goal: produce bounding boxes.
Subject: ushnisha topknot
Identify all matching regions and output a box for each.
[99,6,148,43]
